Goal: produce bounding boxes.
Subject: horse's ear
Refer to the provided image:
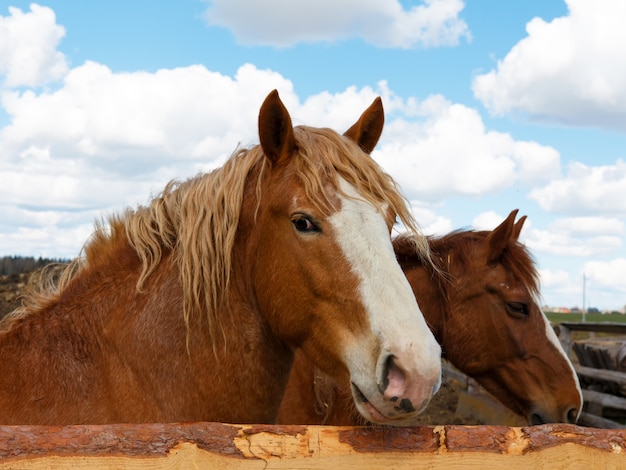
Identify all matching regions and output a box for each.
[485,209,519,263]
[512,214,527,242]
[344,97,384,154]
[258,90,297,165]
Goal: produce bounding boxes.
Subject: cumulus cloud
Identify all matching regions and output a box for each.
[405,204,453,237]
[549,216,625,236]
[2,65,559,215]
[0,4,69,87]
[472,0,626,131]
[373,94,561,201]
[537,268,582,307]
[1,62,296,170]
[0,61,305,229]
[524,220,622,258]
[0,222,95,259]
[0,66,557,257]
[0,4,586,266]
[539,268,571,289]
[584,258,626,295]
[203,0,470,48]
[471,211,508,231]
[529,160,626,215]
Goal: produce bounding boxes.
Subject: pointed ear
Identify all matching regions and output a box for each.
[343,97,384,154]
[258,90,297,165]
[485,209,519,263]
[512,214,527,241]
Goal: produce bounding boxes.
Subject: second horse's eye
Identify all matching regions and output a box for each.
[293,216,319,233]
[506,302,529,318]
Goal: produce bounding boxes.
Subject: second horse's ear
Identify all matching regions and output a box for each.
[258,90,297,166]
[344,97,384,154]
[485,209,519,264]
[512,215,527,242]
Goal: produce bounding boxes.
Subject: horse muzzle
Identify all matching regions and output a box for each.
[350,347,442,425]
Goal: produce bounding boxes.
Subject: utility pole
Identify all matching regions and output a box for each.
[582,272,586,323]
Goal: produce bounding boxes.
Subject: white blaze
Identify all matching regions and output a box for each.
[539,303,583,419]
[329,177,441,410]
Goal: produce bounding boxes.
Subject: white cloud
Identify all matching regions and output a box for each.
[472,0,626,131]
[0,203,97,258]
[538,268,582,308]
[529,160,626,215]
[471,211,506,231]
[1,62,295,170]
[580,258,626,310]
[1,63,561,215]
[0,223,94,259]
[584,258,626,294]
[373,95,561,201]
[524,224,622,257]
[549,216,624,236]
[0,61,302,217]
[203,0,470,48]
[539,268,571,289]
[0,4,69,87]
[407,204,453,236]
[292,85,384,129]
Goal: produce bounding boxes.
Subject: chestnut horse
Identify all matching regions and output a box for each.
[0,90,441,425]
[277,210,582,426]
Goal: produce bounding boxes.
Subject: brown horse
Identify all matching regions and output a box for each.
[277,210,583,426]
[0,90,442,425]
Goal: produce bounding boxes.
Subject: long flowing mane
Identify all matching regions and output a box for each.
[12,125,429,341]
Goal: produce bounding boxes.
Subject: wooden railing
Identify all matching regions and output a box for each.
[556,321,626,429]
[0,421,624,468]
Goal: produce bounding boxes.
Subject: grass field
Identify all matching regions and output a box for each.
[545,311,626,324]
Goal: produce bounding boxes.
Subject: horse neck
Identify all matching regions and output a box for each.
[76,238,293,422]
[400,256,448,346]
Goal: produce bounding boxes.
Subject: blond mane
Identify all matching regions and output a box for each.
[11,125,430,343]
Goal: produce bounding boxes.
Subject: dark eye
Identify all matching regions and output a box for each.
[506,302,529,318]
[292,216,319,233]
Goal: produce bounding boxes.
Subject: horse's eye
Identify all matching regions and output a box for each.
[292,216,319,233]
[507,302,529,318]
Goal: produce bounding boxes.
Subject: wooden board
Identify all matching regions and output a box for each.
[0,422,623,469]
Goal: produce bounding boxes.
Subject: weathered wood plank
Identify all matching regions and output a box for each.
[575,365,626,385]
[583,389,626,411]
[573,343,596,368]
[0,422,623,469]
[578,411,626,430]
[559,322,626,335]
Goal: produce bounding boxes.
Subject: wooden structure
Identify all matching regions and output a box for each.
[557,322,626,429]
[0,422,623,468]
[447,365,527,427]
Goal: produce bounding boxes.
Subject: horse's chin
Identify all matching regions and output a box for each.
[350,383,430,426]
[354,401,424,426]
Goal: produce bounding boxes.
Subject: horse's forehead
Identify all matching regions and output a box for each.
[287,179,343,213]
[484,263,529,294]
[335,178,390,224]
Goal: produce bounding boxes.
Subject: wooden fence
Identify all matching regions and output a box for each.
[0,421,624,469]
[556,321,626,429]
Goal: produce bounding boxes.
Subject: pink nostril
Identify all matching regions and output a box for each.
[382,355,407,400]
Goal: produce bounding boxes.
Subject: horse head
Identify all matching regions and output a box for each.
[246,90,441,425]
[435,210,582,424]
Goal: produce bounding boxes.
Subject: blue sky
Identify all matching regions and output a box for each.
[1,0,626,311]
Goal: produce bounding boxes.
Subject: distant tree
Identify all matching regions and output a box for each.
[0,256,70,276]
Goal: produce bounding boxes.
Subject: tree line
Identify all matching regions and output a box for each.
[0,256,70,276]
